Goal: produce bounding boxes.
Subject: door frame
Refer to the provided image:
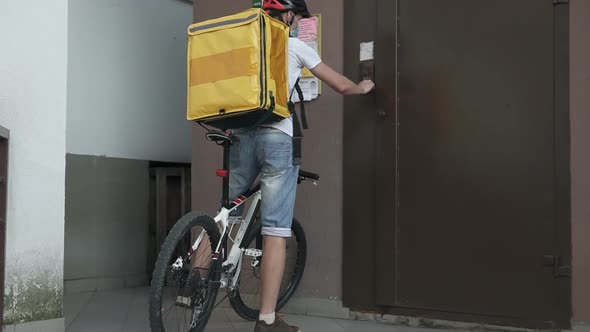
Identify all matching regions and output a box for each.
[342,0,572,328]
[553,2,572,328]
[0,125,9,327]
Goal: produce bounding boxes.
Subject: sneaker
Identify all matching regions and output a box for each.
[254,315,300,332]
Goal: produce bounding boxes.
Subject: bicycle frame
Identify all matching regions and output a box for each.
[188,138,263,291]
[219,190,261,289]
[185,132,318,292]
[185,188,263,294]
[155,131,318,331]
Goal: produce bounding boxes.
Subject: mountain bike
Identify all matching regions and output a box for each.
[149,130,319,332]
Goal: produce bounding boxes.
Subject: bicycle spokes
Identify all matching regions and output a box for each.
[158,224,216,332]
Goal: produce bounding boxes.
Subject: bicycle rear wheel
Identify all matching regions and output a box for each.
[228,218,307,321]
[149,212,221,332]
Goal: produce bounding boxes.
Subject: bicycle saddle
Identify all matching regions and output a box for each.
[205,130,235,145]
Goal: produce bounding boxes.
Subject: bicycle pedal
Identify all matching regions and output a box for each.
[175,296,192,308]
[244,248,263,257]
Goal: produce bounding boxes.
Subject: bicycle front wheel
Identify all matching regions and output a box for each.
[228,218,307,321]
[149,211,221,332]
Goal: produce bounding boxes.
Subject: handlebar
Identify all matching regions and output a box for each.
[298,170,320,181]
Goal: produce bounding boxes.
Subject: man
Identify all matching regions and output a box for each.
[229,1,375,331]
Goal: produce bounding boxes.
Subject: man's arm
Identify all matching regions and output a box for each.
[310,63,375,95]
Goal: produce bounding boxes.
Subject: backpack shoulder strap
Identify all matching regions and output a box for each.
[289,78,308,165]
[294,82,308,130]
[289,78,309,130]
[290,78,300,100]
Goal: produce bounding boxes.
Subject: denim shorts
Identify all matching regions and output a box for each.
[229,127,300,238]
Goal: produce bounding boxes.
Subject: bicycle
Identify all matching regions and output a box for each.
[149,129,319,332]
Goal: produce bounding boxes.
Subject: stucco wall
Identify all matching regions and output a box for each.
[67,0,193,163]
[0,0,67,325]
[64,0,194,294]
[64,155,149,292]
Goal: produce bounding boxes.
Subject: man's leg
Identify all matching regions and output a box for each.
[259,236,286,314]
[257,128,300,319]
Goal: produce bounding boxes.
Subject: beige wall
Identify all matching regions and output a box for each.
[571,0,590,324]
[192,0,345,299]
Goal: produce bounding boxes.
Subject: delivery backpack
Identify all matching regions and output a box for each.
[186,8,309,164]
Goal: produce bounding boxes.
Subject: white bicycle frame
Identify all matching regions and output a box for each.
[189,189,263,291]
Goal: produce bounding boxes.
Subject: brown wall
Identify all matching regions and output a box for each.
[191,0,590,319]
[571,0,590,324]
[192,0,345,299]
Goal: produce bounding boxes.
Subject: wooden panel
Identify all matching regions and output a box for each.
[155,169,168,253]
[149,167,192,275]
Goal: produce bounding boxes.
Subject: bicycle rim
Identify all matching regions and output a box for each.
[149,212,221,332]
[229,219,307,320]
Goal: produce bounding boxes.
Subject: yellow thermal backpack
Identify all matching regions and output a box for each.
[186,8,291,130]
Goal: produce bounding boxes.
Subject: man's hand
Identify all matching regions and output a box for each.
[311,63,376,95]
[358,80,375,94]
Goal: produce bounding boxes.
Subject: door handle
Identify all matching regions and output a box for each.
[360,60,375,82]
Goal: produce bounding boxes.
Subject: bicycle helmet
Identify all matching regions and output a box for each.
[262,0,311,18]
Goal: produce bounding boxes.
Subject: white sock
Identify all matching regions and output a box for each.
[259,312,275,325]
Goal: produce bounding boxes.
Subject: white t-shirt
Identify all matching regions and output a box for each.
[267,38,322,136]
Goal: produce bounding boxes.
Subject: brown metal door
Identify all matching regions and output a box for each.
[378,0,570,328]
[0,132,8,326]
